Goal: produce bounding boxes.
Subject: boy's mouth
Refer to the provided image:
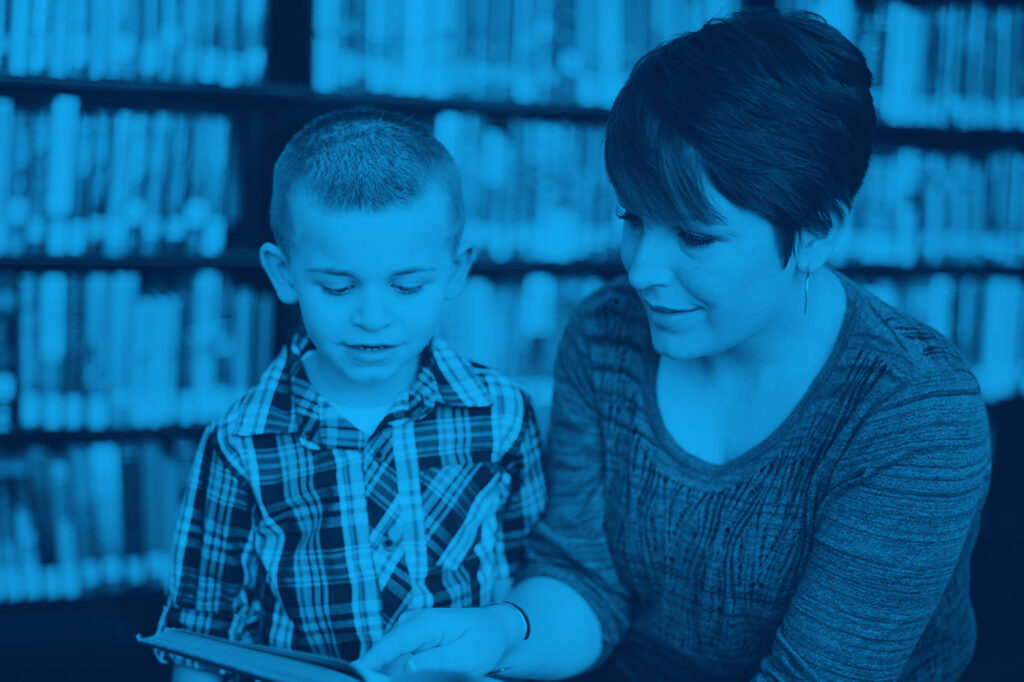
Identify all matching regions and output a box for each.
[342,343,403,364]
[344,343,399,352]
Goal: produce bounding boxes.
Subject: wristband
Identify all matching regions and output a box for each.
[494,600,531,640]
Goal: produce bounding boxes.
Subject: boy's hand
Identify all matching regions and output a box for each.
[357,607,517,676]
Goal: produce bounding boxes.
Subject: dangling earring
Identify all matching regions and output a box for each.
[803,270,811,314]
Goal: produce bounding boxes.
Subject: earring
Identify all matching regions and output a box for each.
[803,270,811,314]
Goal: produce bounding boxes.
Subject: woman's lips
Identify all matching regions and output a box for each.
[645,301,699,315]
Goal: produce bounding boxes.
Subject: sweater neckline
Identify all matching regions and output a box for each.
[640,269,858,481]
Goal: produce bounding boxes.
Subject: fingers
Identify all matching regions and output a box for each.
[349,660,393,682]
[405,647,472,675]
[357,607,501,677]
[357,610,435,671]
[392,671,486,682]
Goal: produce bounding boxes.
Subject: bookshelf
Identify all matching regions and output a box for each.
[0,1,1022,679]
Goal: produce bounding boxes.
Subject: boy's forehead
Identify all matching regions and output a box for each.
[290,183,454,227]
[287,185,458,267]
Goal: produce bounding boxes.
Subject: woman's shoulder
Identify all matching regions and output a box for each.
[840,273,981,399]
[827,275,991,481]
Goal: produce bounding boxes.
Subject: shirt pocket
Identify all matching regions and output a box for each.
[419,462,511,572]
[413,434,496,469]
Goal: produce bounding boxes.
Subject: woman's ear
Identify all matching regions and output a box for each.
[444,241,477,300]
[259,242,299,304]
[793,224,844,274]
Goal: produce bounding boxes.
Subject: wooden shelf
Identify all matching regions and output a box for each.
[5,76,1023,145]
[2,426,205,447]
[3,256,1021,280]
[0,582,164,608]
[873,125,1024,152]
[0,76,610,121]
[0,250,261,271]
[839,264,1024,278]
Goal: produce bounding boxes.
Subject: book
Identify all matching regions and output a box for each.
[0,271,16,434]
[136,628,389,682]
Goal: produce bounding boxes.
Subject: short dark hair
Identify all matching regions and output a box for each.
[604,8,876,265]
[270,108,466,252]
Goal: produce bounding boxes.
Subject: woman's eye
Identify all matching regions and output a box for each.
[393,283,424,295]
[321,284,354,296]
[677,231,716,248]
[615,210,643,230]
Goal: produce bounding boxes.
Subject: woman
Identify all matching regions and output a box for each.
[357,9,991,681]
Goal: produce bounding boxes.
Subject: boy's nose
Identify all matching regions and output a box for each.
[351,290,394,330]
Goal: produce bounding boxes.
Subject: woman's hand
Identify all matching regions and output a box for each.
[357,606,521,676]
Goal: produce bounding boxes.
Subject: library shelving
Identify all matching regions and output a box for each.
[0,0,269,88]
[0,1,1022,680]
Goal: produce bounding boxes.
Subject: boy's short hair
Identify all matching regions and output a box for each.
[604,8,876,265]
[270,107,466,252]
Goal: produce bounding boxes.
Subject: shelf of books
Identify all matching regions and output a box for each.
[0,0,276,608]
[310,0,746,106]
[792,0,1024,133]
[1,0,1022,608]
[0,438,192,604]
[0,0,269,88]
[775,0,1024,405]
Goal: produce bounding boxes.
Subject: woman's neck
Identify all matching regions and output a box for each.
[683,268,847,391]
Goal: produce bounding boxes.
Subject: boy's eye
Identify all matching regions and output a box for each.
[393,283,425,295]
[321,284,354,296]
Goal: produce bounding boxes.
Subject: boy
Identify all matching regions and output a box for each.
[156,109,546,681]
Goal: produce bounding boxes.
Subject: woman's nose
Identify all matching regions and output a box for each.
[625,225,674,292]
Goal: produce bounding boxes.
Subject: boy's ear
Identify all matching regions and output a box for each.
[444,242,476,300]
[259,242,299,304]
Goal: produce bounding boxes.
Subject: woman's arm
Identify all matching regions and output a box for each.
[488,576,604,677]
[753,384,992,681]
[360,306,629,679]
[357,576,602,678]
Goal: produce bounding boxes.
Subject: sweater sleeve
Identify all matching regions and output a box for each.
[753,380,992,681]
[519,311,634,664]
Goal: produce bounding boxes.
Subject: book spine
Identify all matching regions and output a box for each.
[240,0,268,84]
[0,272,16,434]
[37,270,68,432]
[63,272,85,431]
[0,96,14,257]
[87,441,126,559]
[0,0,9,73]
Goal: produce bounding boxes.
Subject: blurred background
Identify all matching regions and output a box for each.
[0,0,1021,679]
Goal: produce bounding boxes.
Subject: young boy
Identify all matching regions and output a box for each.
[156,109,546,680]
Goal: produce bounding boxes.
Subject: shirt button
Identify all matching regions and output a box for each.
[383,538,395,549]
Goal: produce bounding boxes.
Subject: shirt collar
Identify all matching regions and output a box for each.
[238,333,491,438]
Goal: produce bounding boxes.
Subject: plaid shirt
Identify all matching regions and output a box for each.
[158,333,545,663]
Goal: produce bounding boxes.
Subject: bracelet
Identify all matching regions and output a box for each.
[493,600,531,640]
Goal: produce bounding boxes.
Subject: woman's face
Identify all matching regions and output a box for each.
[620,183,802,362]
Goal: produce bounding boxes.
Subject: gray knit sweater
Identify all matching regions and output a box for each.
[522,272,991,681]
